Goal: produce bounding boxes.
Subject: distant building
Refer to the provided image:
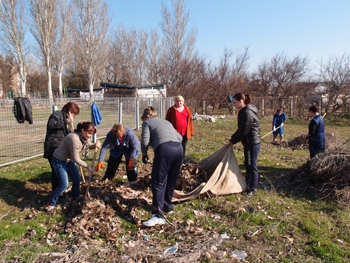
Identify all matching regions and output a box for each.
[100,83,166,98]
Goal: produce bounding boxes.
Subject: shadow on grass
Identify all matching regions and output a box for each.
[0,172,51,210]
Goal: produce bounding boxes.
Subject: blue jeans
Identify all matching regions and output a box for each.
[244,143,260,192]
[49,156,81,206]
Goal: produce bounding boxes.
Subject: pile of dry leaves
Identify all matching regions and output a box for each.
[38,159,234,262]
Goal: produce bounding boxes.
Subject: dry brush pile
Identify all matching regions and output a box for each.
[279,133,350,205]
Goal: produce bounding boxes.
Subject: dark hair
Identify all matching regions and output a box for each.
[141,106,158,121]
[232,93,252,105]
[62,102,80,115]
[276,108,282,113]
[308,105,319,113]
[76,122,96,134]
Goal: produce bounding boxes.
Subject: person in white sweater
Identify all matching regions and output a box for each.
[46,122,101,213]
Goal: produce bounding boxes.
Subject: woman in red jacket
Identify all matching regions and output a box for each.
[166,95,194,157]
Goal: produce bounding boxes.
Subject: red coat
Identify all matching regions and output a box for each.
[166,105,194,140]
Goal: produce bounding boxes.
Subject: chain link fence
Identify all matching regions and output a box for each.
[0,97,174,167]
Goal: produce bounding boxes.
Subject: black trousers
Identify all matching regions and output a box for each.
[151,141,183,217]
[103,154,137,182]
[181,135,188,157]
[47,155,59,191]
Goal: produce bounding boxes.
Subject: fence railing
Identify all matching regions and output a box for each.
[0,97,174,167]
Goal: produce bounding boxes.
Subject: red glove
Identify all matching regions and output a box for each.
[96,162,104,171]
[127,159,133,171]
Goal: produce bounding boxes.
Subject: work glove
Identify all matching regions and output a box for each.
[281,123,284,127]
[273,126,276,132]
[142,155,149,164]
[95,162,104,172]
[127,158,133,171]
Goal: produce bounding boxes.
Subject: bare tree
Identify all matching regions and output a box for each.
[0,0,28,96]
[251,53,309,110]
[105,25,136,85]
[51,0,73,99]
[29,0,58,102]
[71,0,110,101]
[207,48,250,114]
[0,54,17,97]
[270,53,309,99]
[317,54,350,113]
[146,29,163,85]
[160,0,197,94]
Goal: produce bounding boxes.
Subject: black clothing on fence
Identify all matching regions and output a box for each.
[13,97,33,124]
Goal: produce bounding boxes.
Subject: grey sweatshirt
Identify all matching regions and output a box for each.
[141,117,182,154]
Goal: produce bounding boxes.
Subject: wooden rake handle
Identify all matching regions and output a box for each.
[84,147,98,199]
[261,125,282,139]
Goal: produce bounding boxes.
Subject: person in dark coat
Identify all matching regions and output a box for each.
[44,102,80,190]
[305,105,325,158]
[229,93,261,197]
[96,123,140,182]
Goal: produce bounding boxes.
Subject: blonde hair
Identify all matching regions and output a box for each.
[141,106,158,121]
[112,123,125,137]
[175,95,184,102]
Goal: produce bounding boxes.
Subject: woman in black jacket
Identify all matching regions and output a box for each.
[44,102,80,191]
[229,93,261,197]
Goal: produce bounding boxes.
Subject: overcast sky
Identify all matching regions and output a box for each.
[105,0,350,71]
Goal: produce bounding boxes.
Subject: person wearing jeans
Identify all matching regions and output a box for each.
[229,93,261,197]
[46,122,100,213]
[141,106,183,227]
[50,158,81,206]
[44,102,80,191]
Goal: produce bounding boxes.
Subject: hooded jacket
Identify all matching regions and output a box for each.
[230,104,261,146]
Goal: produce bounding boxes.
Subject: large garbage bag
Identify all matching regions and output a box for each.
[172,145,247,202]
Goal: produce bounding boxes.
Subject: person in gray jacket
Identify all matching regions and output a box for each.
[141,106,183,227]
[229,93,261,197]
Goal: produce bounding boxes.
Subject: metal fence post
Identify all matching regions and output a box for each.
[159,99,163,119]
[119,101,123,123]
[135,98,140,130]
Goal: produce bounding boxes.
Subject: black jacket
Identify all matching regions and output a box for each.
[230,104,261,146]
[43,110,70,158]
[13,97,33,124]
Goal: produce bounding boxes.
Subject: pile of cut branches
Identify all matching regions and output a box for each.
[279,147,350,206]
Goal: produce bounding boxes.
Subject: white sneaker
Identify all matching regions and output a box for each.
[143,215,166,227]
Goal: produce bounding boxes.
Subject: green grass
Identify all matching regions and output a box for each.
[0,115,350,262]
